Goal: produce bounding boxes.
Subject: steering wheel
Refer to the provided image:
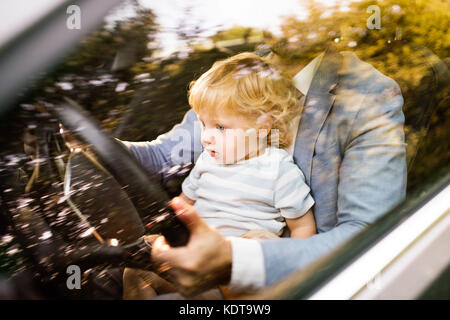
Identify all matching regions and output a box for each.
[53,97,190,248]
[0,98,190,298]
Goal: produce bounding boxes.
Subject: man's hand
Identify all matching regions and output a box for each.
[150,197,232,297]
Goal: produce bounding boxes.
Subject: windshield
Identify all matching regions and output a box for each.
[0,0,448,299]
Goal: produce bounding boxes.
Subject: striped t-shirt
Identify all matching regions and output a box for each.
[182,146,315,237]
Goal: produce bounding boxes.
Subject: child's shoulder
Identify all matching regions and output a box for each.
[266,147,294,163]
[266,147,307,179]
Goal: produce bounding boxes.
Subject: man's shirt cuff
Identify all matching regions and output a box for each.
[227,237,265,292]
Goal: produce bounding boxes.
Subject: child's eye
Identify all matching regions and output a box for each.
[216,124,225,131]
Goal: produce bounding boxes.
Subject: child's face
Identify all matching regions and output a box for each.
[198,112,265,164]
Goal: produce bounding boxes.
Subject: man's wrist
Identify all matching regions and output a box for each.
[226,237,265,292]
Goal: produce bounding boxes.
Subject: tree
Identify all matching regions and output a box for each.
[271,0,449,190]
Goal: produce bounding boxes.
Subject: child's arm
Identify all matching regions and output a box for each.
[179,192,196,206]
[285,209,316,239]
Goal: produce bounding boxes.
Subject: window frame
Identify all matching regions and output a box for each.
[253,165,450,299]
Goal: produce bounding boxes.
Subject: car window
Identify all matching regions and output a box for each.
[0,0,448,298]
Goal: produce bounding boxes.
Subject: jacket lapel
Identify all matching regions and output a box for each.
[293,47,342,185]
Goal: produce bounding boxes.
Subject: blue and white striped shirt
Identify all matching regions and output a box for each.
[182,146,315,237]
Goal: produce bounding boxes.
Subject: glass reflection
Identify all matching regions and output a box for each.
[0,0,448,299]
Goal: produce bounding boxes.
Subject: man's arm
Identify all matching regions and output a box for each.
[120,109,203,183]
[143,73,407,294]
[261,79,407,286]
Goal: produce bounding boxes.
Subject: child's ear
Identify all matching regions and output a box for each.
[255,113,272,138]
[256,113,272,129]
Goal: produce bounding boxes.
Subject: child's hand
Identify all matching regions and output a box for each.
[178,192,195,206]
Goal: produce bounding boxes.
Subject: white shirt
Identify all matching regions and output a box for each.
[228,53,324,291]
[182,147,314,237]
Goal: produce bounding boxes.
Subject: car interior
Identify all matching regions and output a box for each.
[0,0,448,299]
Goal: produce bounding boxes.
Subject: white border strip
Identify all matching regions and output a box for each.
[309,184,450,300]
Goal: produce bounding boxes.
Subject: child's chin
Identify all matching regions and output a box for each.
[214,157,230,164]
[217,157,239,165]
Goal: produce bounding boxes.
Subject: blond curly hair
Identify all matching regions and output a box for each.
[188,52,303,150]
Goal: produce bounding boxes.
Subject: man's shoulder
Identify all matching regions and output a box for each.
[338,51,401,95]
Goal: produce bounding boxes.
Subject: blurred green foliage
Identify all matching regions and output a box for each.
[210,25,265,42]
[269,0,449,189]
[33,0,448,190]
[2,0,448,291]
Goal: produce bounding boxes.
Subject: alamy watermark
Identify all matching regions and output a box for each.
[169,120,282,169]
[367,5,381,30]
[66,264,81,289]
[66,5,81,30]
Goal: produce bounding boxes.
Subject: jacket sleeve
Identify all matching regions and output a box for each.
[119,109,203,184]
[261,78,407,286]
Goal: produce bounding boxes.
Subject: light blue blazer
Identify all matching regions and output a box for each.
[123,49,407,286]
